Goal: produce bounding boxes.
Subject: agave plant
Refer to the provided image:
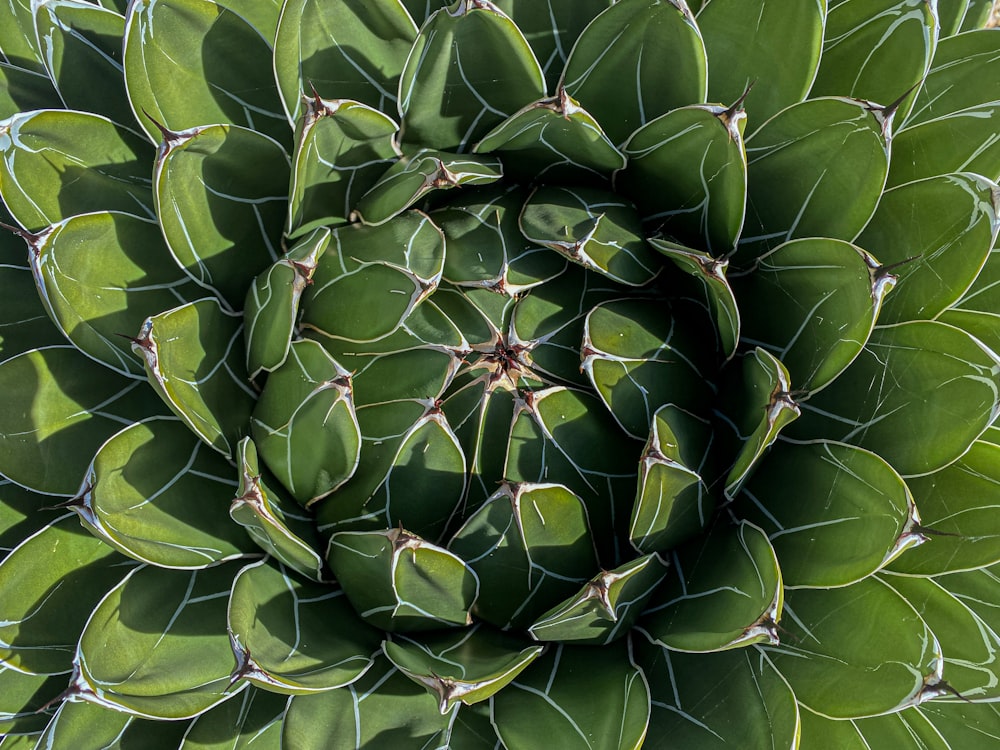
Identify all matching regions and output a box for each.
[2,0,1000,747]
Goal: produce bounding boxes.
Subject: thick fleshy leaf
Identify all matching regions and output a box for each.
[562,0,707,146]
[27,211,203,377]
[75,418,256,569]
[528,553,669,645]
[398,0,545,151]
[888,441,1000,574]
[738,97,890,262]
[491,638,650,750]
[810,0,936,123]
[0,345,166,495]
[582,298,713,439]
[33,0,132,126]
[855,173,999,324]
[697,0,824,128]
[906,29,1000,127]
[952,238,1000,313]
[617,103,747,255]
[639,522,782,652]
[123,0,287,145]
[0,514,135,674]
[230,438,327,581]
[763,577,943,719]
[37,699,193,750]
[286,97,399,237]
[228,559,380,694]
[179,686,286,750]
[787,320,1000,476]
[890,103,1000,186]
[153,124,289,310]
[354,149,502,226]
[0,668,64,736]
[0,480,52,560]
[244,228,329,379]
[448,482,599,630]
[730,238,893,393]
[250,339,361,506]
[0,63,61,119]
[0,109,153,230]
[738,440,921,588]
[630,404,713,554]
[281,656,455,749]
[134,298,255,458]
[798,707,950,750]
[75,561,249,719]
[519,185,660,285]
[916,703,1000,749]
[273,0,416,124]
[383,624,544,712]
[0,0,44,71]
[636,639,799,749]
[938,0,977,37]
[473,89,625,182]
[327,526,479,631]
[0,240,66,363]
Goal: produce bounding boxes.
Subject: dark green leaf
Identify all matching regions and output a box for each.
[889,103,1000,186]
[906,29,1000,127]
[0,62,61,120]
[37,699,193,750]
[180,686,286,750]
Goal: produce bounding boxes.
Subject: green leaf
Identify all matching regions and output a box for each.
[491,638,650,750]
[798,707,950,750]
[448,482,600,630]
[519,185,660,285]
[76,561,249,719]
[153,123,289,310]
[76,417,257,569]
[0,480,53,561]
[696,0,825,129]
[916,691,1000,746]
[730,238,892,392]
[0,239,66,363]
[888,441,1000,574]
[0,62,61,122]
[0,514,135,674]
[282,656,455,749]
[135,298,256,458]
[617,103,747,256]
[938,0,975,37]
[855,173,999,324]
[952,238,1000,313]
[738,97,890,262]
[0,345,166,495]
[398,0,545,151]
[250,339,361,506]
[123,0,288,145]
[810,0,937,123]
[528,553,669,645]
[273,0,416,125]
[738,440,921,587]
[787,320,1000,476]
[179,686,286,750]
[327,526,479,631]
[629,404,713,554]
[763,577,942,718]
[287,97,399,237]
[383,624,544,712]
[562,0,707,146]
[228,559,381,694]
[33,0,133,127]
[0,109,154,231]
[0,0,44,71]
[28,211,203,377]
[889,103,1000,186]
[639,521,782,652]
[231,438,327,582]
[0,668,64,736]
[906,29,1000,127]
[354,149,503,226]
[636,639,800,749]
[37,699,193,750]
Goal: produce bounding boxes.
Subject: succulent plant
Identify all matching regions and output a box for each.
[2,0,1000,747]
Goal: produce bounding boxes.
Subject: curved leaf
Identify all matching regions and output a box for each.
[906,29,1000,127]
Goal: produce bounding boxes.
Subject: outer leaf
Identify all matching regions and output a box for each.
[398,0,545,151]
[273,0,416,124]
[179,686,286,750]
[561,0,707,145]
[123,0,287,144]
[917,693,1000,746]
[798,707,949,750]
[639,522,782,652]
[0,109,153,231]
[0,345,166,495]
[228,559,381,694]
[763,577,943,719]
[0,668,64,736]
[75,561,249,719]
[0,63,61,119]
[0,238,66,363]
[697,0,825,128]
[0,479,52,560]
[906,29,1000,127]
[491,638,650,750]
[153,124,289,310]
[0,514,135,674]
[0,0,44,71]
[787,320,1000,476]
[889,103,1000,186]
[37,699,193,750]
